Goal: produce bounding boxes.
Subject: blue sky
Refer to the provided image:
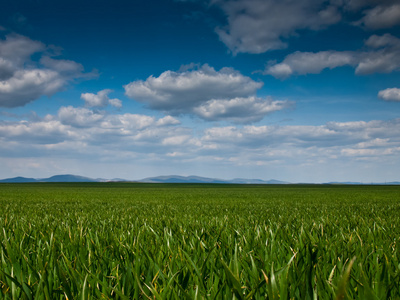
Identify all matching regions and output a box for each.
[1,0,400,182]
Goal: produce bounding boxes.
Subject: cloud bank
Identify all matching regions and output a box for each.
[1,107,399,180]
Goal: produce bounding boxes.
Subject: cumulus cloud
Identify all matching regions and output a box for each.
[378,88,400,101]
[213,0,341,54]
[357,3,400,29]
[40,56,84,74]
[81,89,122,108]
[264,51,356,79]
[1,108,400,182]
[193,96,294,124]
[264,34,400,78]
[364,33,400,48]
[0,107,188,154]
[156,115,181,126]
[201,119,400,152]
[0,34,95,108]
[58,106,105,128]
[211,0,400,54]
[103,113,158,131]
[125,64,290,123]
[125,64,262,110]
[3,109,400,157]
[189,119,400,181]
[108,98,122,108]
[0,58,15,80]
[0,118,72,145]
[355,34,400,74]
[0,34,44,67]
[0,69,65,107]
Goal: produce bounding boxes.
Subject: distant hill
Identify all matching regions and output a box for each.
[38,175,98,182]
[139,175,289,184]
[325,181,364,185]
[0,176,38,183]
[140,175,226,183]
[1,174,399,184]
[326,181,400,185]
[0,174,98,183]
[229,178,288,184]
[0,174,289,184]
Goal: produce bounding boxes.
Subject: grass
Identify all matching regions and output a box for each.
[0,183,399,299]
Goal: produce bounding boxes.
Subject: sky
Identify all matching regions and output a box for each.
[0,0,400,183]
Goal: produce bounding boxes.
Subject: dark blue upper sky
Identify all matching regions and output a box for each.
[1,0,400,182]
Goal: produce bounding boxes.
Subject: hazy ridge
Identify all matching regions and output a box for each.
[1,174,399,185]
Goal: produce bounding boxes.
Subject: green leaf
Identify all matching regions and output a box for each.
[221,259,243,300]
[335,257,356,300]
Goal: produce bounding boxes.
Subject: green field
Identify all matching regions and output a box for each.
[0,183,399,299]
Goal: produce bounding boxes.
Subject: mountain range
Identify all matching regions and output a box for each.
[0,174,288,184]
[140,175,288,184]
[0,175,98,183]
[0,174,399,185]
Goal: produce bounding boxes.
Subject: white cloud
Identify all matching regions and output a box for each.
[40,56,84,74]
[108,98,122,108]
[0,34,44,66]
[212,0,400,55]
[264,34,400,78]
[263,63,293,79]
[0,58,15,80]
[156,116,181,126]
[340,148,396,157]
[213,0,341,54]
[264,51,356,78]
[364,33,400,48]
[358,3,400,29]
[378,88,400,101]
[4,116,399,155]
[125,64,262,110]
[0,69,65,107]
[355,52,399,74]
[193,96,293,123]
[0,107,191,155]
[125,64,291,123]
[162,135,191,146]
[201,119,400,151]
[1,110,400,182]
[187,119,400,182]
[81,90,109,107]
[81,89,122,108]
[0,34,45,83]
[104,113,156,130]
[0,34,95,107]
[0,119,72,144]
[58,106,105,128]
[355,34,400,74]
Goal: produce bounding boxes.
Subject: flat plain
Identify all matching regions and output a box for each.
[1,183,399,299]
